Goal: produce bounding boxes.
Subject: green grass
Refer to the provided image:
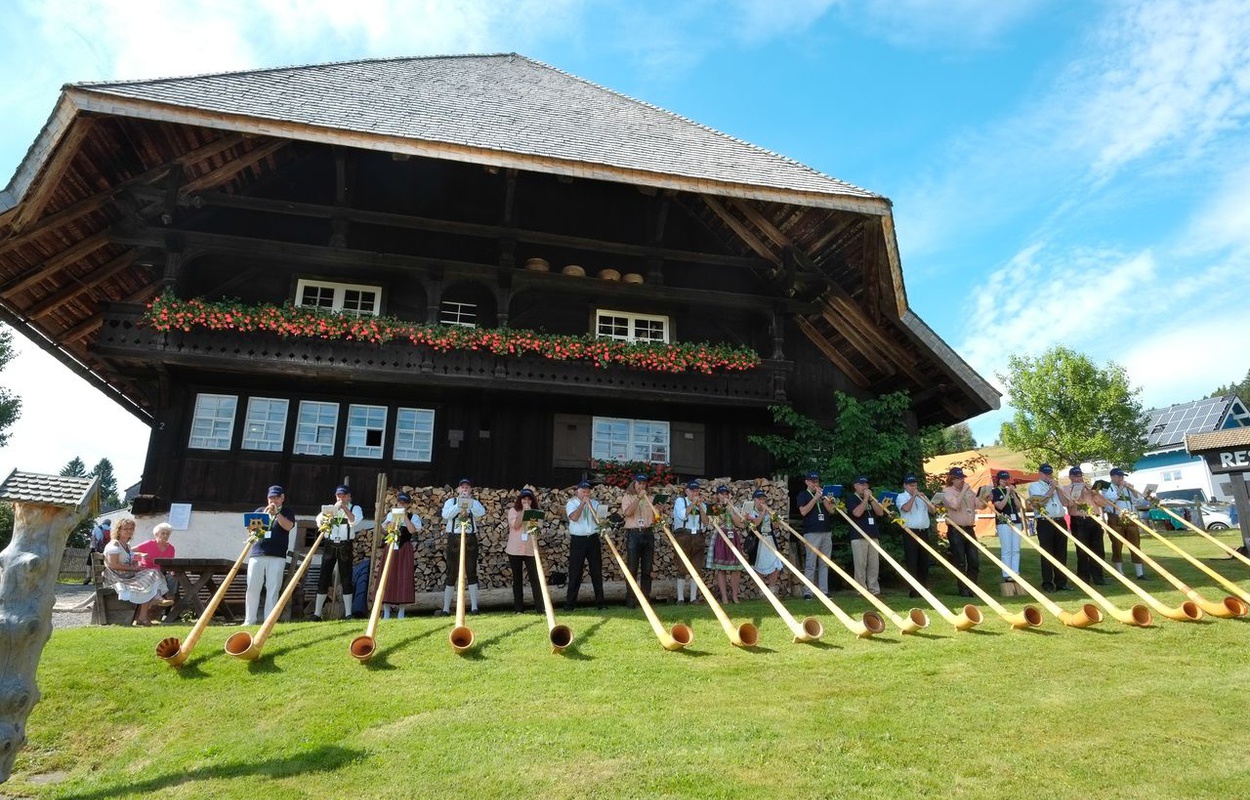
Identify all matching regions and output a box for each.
[9,532,1250,799]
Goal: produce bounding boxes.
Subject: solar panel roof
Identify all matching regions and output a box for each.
[1144,396,1241,449]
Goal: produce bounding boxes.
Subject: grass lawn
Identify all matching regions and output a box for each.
[8,531,1250,799]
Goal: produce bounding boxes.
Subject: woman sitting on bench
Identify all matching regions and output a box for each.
[103,518,173,626]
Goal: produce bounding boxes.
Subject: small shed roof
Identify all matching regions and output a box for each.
[0,470,100,510]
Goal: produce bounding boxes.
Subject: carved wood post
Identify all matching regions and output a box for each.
[0,472,98,783]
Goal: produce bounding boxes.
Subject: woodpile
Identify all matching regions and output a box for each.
[353,478,799,600]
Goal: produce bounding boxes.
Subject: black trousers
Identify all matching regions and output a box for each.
[508,554,543,612]
[443,533,479,587]
[1070,516,1105,583]
[902,526,931,591]
[946,522,980,592]
[625,529,656,607]
[1036,517,1069,590]
[317,540,354,594]
[566,533,604,608]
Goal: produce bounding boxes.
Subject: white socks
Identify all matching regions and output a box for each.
[1114,562,1125,575]
[676,578,686,601]
[343,594,352,616]
[1135,564,1145,578]
[691,582,700,602]
[314,593,327,616]
[383,605,392,620]
[442,586,453,613]
[469,583,479,611]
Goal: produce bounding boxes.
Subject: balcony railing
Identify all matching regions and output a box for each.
[94,307,790,406]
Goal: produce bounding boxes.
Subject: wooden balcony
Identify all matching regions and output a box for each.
[92,306,790,406]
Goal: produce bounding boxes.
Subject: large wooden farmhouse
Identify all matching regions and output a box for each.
[0,55,997,519]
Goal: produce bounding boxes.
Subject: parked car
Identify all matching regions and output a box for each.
[1151,499,1233,531]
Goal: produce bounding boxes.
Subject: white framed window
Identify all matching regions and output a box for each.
[294,401,339,456]
[440,300,477,328]
[241,398,289,452]
[188,394,237,450]
[1162,469,1183,482]
[295,279,382,317]
[395,408,436,462]
[345,404,388,459]
[591,417,670,464]
[595,309,670,343]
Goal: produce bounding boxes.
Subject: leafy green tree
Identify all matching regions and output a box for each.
[90,458,121,509]
[0,327,21,447]
[998,346,1147,468]
[1208,368,1250,402]
[920,422,977,458]
[60,457,87,477]
[0,501,12,550]
[945,423,976,453]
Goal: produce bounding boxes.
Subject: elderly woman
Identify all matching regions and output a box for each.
[133,522,176,598]
[103,518,173,626]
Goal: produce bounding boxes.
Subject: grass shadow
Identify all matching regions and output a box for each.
[561,617,607,661]
[460,619,542,660]
[966,627,1003,637]
[673,647,713,658]
[367,624,446,669]
[803,639,841,650]
[906,631,950,640]
[1018,626,1060,636]
[862,635,901,645]
[1077,624,1124,635]
[56,744,363,800]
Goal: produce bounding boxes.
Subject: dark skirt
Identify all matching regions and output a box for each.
[382,541,416,605]
[711,529,744,571]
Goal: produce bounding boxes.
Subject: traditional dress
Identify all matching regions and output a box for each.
[710,508,744,571]
[746,503,783,576]
[102,540,167,604]
[382,516,418,606]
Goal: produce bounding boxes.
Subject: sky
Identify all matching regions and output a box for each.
[1,0,1249,489]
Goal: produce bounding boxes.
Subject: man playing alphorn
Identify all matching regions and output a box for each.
[1102,467,1151,580]
[437,478,486,616]
[313,484,362,621]
[1028,465,1071,592]
[565,481,608,611]
[940,468,983,596]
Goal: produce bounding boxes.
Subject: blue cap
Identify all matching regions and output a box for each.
[397,492,412,502]
[101,518,112,527]
[805,471,820,480]
[686,480,701,490]
[519,488,535,497]
[577,481,591,489]
[633,473,648,482]
[854,476,869,485]
[458,478,472,486]
[752,489,766,498]
[949,468,965,479]
[716,485,730,494]
[903,475,918,484]
[1069,467,1083,476]
[334,484,351,495]
[1110,468,1125,476]
[1039,464,1054,474]
[268,485,284,497]
[996,471,1011,481]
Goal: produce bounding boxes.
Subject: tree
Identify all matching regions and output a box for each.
[920,422,977,458]
[998,346,1147,469]
[60,457,87,478]
[0,328,21,447]
[89,458,120,509]
[1208,368,1250,402]
[945,423,976,453]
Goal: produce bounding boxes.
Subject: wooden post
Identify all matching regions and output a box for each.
[367,473,389,603]
[0,472,98,783]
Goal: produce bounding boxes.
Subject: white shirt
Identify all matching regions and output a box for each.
[674,496,704,532]
[441,497,486,533]
[317,503,363,542]
[895,490,931,529]
[565,496,604,536]
[1103,482,1149,513]
[1028,480,1066,518]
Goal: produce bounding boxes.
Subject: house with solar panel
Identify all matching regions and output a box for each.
[0,54,997,548]
[1131,395,1250,502]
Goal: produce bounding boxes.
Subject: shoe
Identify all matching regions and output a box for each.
[131,620,152,627]
[596,604,608,610]
[563,604,576,613]
[310,614,323,622]
[675,599,686,605]
[1041,584,1055,592]
[1094,578,1107,586]
[1057,586,1073,591]
[433,609,449,617]
[1136,574,1149,581]
[353,612,369,620]
[469,608,480,615]
[156,597,175,607]
[82,578,92,585]
[1003,577,1014,583]
[908,590,921,599]
[802,593,813,600]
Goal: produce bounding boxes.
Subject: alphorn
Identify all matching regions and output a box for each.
[1059,519,1201,621]
[225,528,327,660]
[959,529,1103,628]
[449,520,475,654]
[529,521,574,653]
[156,539,253,668]
[349,517,400,663]
[1011,517,1152,626]
[1151,504,1250,570]
[1114,515,1249,618]
[745,519,885,638]
[643,494,757,647]
[778,516,929,633]
[909,520,1042,629]
[832,507,983,632]
[709,520,823,642]
[590,503,692,651]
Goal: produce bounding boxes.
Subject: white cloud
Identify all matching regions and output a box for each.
[847,0,1042,51]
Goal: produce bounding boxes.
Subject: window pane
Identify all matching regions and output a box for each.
[345,404,386,459]
[440,301,477,328]
[300,285,334,309]
[188,394,236,450]
[595,310,669,343]
[241,397,288,452]
[591,417,669,464]
[395,408,435,461]
[294,401,339,456]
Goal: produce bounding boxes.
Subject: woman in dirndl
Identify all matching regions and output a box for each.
[710,486,747,603]
[382,492,421,619]
[745,489,784,593]
[103,518,173,626]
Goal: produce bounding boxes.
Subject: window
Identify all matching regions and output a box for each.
[295,279,382,317]
[595,309,669,343]
[1162,469,1183,482]
[294,401,339,456]
[395,408,436,462]
[440,300,477,328]
[591,417,670,464]
[345,404,387,459]
[241,398,289,452]
[188,394,237,450]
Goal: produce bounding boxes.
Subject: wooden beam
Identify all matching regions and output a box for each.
[26,251,139,318]
[61,283,159,343]
[701,196,780,265]
[178,140,287,194]
[0,231,112,298]
[816,302,896,376]
[10,119,97,234]
[821,295,925,384]
[807,214,861,256]
[861,216,881,316]
[730,199,790,249]
[794,316,869,388]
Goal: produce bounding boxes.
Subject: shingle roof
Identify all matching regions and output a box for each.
[0,470,99,509]
[1186,428,1250,453]
[70,54,879,204]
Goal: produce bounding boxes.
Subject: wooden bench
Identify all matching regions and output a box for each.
[89,552,138,626]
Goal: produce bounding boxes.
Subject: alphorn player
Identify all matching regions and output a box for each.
[1028,464,1071,592]
[1063,467,1106,586]
[745,489,783,594]
[245,485,295,626]
[895,474,937,597]
[1103,467,1151,580]
[939,468,983,597]
[847,476,885,596]
[312,484,362,621]
[621,473,657,609]
[709,485,747,604]
[437,478,486,617]
[672,480,707,605]
[988,471,1025,584]
[796,471,837,599]
[565,481,608,611]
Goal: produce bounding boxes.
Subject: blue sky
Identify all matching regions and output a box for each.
[2,0,1249,487]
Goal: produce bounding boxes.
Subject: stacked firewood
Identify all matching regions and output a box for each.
[352,479,800,598]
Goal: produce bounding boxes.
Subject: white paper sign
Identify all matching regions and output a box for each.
[168,503,193,531]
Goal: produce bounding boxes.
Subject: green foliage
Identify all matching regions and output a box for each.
[920,422,977,458]
[0,327,21,447]
[749,392,923,491]
[90,457,120,508]
[0,501,11,549]
[1208,367,1250,402]
[60,457,87,477]
[998,346,1147,468]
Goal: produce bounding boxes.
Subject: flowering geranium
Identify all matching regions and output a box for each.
[142,293,762,375]
[590,459,676,488]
